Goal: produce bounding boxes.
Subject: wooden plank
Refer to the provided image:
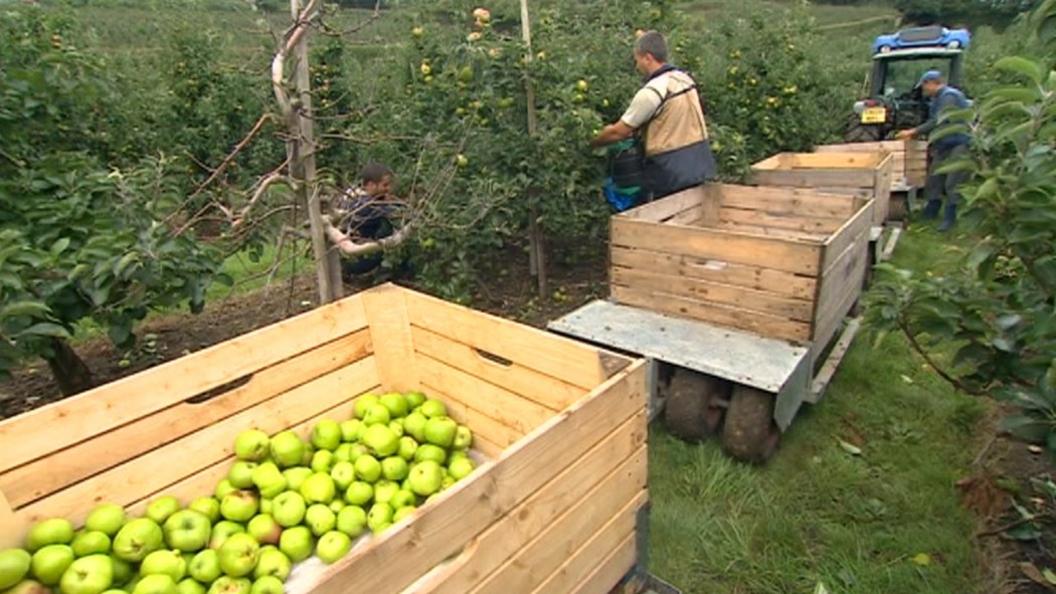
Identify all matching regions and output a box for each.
[881,227,903,261]
[809,317,862,402]
[410,326,583,412]
[620,185,705,222]
[748,168,876,190]
[568,531,638,594]
[415,354,554,436]
[416,384,508,459]
[610,246,818,301]
[408,415,647,594]
[713,184,857,219]
[611,217,821,276]
[0,330,373,510]
[822,198,874,272]
[813,249,867,355]
[0,295,369,473]
[302,361,647,594]
[362,285,419,392]
[124,385,381,520]
[15,357,380,526]
[814,238,866,340]
[785,152,885,169]
[477,489,646,594]
[714,220,829,243]
[612,285,812,343]
[0,489,26,549]
[612,268,814,322]
[718,206,844,235]
[404,290,629,391]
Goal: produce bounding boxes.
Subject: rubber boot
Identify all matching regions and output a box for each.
[938,203,957,232]
[922,199,941,220]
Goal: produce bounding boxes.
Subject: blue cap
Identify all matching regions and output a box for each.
[916,70,944,88]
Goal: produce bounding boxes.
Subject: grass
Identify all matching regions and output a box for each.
[648,222,992,593]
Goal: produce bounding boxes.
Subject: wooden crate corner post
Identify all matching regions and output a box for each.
[361,283,420,393]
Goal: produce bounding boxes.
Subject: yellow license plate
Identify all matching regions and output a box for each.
[861,107,886,124]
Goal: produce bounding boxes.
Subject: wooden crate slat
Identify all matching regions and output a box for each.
[718,206,845,235]
[567,531,639,594]
[0,296,369,474]
[749,168,877,189]
[823,199,875,273]
[418,381,513,459]
[302,360,647,594]
[813,250,868,358]
[409,414,646,594]
[362,285,419,392]
[714,221,828,243]
[621,185,707,222]
[612,267,815,322]
[410,326,581,412]
[714,184,857,219]
[610,246,817,301]
[404,290,628,391]
[14,357,379,526]
[0,330,372,510]
[611,217,821,276]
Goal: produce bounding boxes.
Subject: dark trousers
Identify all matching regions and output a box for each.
[926,144,969,207]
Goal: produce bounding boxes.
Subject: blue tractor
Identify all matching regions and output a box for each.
[845,26,971,141]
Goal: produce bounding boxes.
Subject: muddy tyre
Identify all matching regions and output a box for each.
[663,370,729,441]
[721,385,781,464]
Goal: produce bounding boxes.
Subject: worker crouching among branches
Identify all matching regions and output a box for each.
[331,162,402,281]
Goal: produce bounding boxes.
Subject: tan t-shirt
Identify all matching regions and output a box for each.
[620,76,668,129]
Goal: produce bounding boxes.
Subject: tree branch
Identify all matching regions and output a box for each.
[897,315,985,396]
[189,113,274,199]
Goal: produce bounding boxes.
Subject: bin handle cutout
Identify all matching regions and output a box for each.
[474,348,513,368]
[185,374,254,404]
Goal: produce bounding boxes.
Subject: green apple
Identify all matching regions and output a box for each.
[250,463,286,499]
[217,534,258,578]
[301,443,316,467]
[109,555,133,585]
[188,550,221,583]
[249,576,282,594]
[453,426,473,450]
[0,549,31,590]
[379,393,409,418]
[315,532,351,565]
[258,499,272,515]
[72,532,111,557]
[26,519,74,552]
[85,504,126,537]
[349,444,370,463]
[268,431,304,469]
[335,506,366,538]
[140,550,185,581]
[339,420,363,443]
[206,577,251,594]
[310,450,334,474]
[311,420,342,451]
[3,580,51,594]
[220,492,258,523]
[419,399,447,419]
[362,404,391,427]
[403,412,428,443]
[372,481,399,505]
[343,482,373,507]
[397,437,418,461]
[246,516,281,546]
[405,391,426,410]
[207,522,243,551]
[29,544,73,586]
[227,462,257,490]
[214,480,236,500]
[146,497,181,525]
[388,419,405,438]
[366,504,393,533]
[414,444,447,465]
[252,547,290,581]
[423,417,457,448]
[163,510,211,553]
[300,473,336,504]
[177,578,206,594]
[392,506,416,524]
[188,498,220,524]
[113,519,163,562]
[304,505,336,537]
[333,444,354,464]
[353,456,381,483]
[132,574,177,594]
[59,554,113,594]
[442,474,455,490]
[362,425,399,458]
[353,394,380,420]
[448,457,476,481]
[380,457,409,481]
[102,590,129,594]
[234,430,270,462]
[330,462,355,491]
[281,467,312,492]
[270,492,306,528]
[329,500,345,513]
[408,461,443,496]
[390,490,417,510]
[278,527,313,563]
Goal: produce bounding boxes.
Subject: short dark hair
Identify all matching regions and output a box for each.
[360,162,393,184]
[635,31,668,63]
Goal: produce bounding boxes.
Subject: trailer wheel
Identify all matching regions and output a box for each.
[663,370,729,441]
[721,385,781,464]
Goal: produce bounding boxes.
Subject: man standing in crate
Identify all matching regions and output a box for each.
[897,70,972,232]
[590,31,717,202]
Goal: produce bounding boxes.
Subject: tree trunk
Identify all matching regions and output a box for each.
[45,338,94,396]
[520,0,548,298]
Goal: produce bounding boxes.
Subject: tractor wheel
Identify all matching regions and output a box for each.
[663,370,730,441]
[844,114,882,143]
[721,385,781,464]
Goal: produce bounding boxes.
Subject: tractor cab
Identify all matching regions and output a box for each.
[846,26,970,142]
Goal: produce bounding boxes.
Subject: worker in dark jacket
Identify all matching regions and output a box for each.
[333,162,397,279]
[898,70,972,232]
[590,31,716,201]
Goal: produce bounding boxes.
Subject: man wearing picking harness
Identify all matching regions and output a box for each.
[591,30,716,201]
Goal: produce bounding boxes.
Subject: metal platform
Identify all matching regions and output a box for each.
[548,300,813,430]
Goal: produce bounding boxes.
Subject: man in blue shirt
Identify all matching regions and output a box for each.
[897,70,972,232]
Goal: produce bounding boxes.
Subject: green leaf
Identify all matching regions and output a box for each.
[995,56,1044,85]
[0,301,51,319]
[987,85,1042,104]
[50,237,71,256]
[1000,414,1050,442]
[18,322,70,339]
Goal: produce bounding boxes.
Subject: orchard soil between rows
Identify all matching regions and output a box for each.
[0,253,1051,594]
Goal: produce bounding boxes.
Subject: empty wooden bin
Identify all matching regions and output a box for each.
[610,184,874,355]
[748,152,893,225]
[815,140,928,189]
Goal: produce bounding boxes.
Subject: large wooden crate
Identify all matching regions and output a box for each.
[748,152,894,225]
[610,184,874,354]
[815,140,928,189]
[0,284,648,594]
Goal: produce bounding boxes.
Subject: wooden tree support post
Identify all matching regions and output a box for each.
[520,0,548,298]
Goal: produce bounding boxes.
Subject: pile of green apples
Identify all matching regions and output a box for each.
[0,391,477,594]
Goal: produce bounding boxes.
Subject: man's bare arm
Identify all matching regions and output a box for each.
[591,121,635,148]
